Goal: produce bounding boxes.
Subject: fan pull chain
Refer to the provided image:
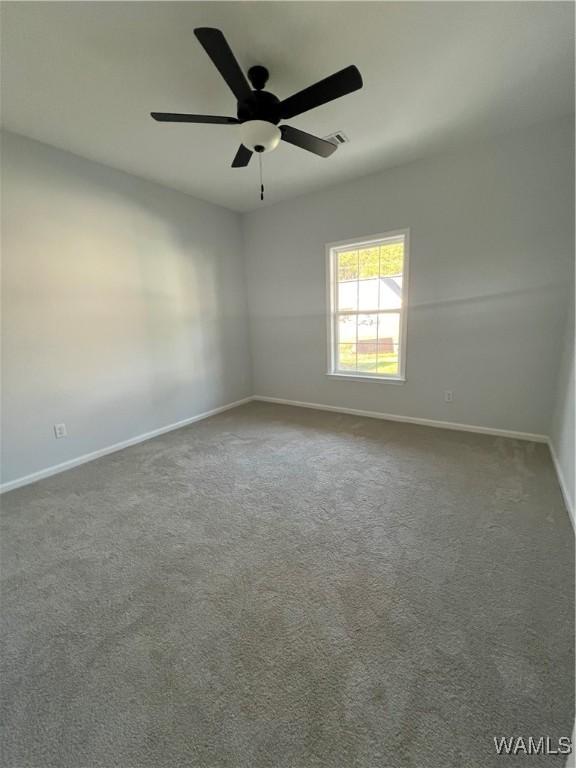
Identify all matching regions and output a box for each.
[259,153,264,201]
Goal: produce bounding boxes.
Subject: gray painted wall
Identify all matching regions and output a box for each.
[243,118,574,436]
[1,131,251,484]
[551,286,575,517]
[2,120,573,488]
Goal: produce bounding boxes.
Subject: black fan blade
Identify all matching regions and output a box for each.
[280,65,363,120]
[151,112,239,124]
[232,144,253,167]
[280,125,337,158]
[194,28,252,102]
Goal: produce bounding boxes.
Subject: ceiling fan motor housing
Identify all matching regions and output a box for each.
[237,89,281,124]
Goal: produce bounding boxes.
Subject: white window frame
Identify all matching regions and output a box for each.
[326,228,410,383]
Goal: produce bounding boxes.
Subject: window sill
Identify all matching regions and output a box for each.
[326,372,406,384]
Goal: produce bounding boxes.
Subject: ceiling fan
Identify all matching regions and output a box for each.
[151,28,363,169]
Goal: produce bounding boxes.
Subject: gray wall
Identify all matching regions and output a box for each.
[1,131,251,484]
[2,120,573,488]
[551,288,575,518]
[243,118,574,436]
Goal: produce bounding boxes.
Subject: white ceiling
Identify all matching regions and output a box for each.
[2,1,574,212]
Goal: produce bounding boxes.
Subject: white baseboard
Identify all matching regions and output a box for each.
[0,397,252,494]
[548,439,575,530]
[252,395,549,443]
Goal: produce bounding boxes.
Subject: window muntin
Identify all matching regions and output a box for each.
[328,231,408,380]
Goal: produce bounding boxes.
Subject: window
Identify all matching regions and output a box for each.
[327,230,409,381]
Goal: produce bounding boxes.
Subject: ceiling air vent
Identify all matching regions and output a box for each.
[324,131,349,147]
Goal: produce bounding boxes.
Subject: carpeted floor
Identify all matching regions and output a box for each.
[1,401,574,767]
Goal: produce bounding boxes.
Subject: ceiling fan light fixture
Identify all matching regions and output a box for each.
[240,120,281,154]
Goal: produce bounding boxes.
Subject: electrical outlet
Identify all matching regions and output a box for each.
[54,423,67,439]
[444,390,454,403]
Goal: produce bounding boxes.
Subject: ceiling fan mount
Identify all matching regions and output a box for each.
[151,27,363,169]
[247,65,270,91]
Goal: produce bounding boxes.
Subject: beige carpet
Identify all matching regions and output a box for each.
[1,401,574,767]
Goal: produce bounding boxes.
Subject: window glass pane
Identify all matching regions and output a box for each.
[358,277,379,311]
[357,313,378,341]
[358,247,380,279]
[356,313,378,372]
[337,250,358,281]
[377,311,400,343]
[380,241,404,276]
[338,280,357,311]
[357,352,378,372]
[338,343,356,370]
[377,355,399,376]
[337,314,356,345]
[378,275,402,310]
[377,312,400,375]
[380,242,404,276]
